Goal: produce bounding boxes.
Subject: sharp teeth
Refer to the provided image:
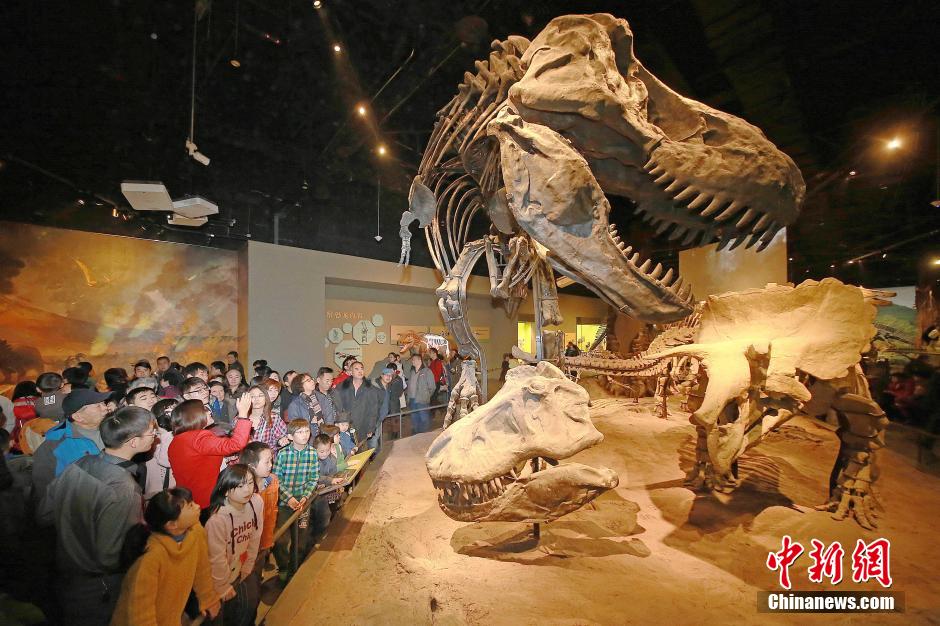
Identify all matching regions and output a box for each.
[612,234,622,243]
[678,283,693,301]
[728,235,747,251]
[715,201,743,222]
[662,268,674,285]
[643,156,657,171]
[753,213,772,232]
[674,186,698,203]
[671,277,684,292]
[655,221,672,236]
[650,263,663,279]
[629,252,640,264]
[682,229,700,246]
[654,172,673,186]
[745,232,763,249]
[623,245,633,256]
[617,241,626,251]
[700,197,728,217]
[715,233,734,251]
[688,193,710,210]
[649,165,666,176]
[736,208,759,228]
[664,180,684,194]
[639,259,652,272]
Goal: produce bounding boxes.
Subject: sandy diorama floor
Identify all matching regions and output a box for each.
[269,396,940,625]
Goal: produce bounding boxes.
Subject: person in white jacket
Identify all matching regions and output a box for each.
[205,464,263,626]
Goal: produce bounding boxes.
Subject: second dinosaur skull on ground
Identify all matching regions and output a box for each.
[426,361,618,522]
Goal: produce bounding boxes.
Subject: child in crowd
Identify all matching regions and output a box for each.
[111,487,220,625]
[335,416,358,457]
[205,464,262,626]
[314,433,346,505]
[239,442,279,578]
[143,399,179,500]
[272,419,324,582]
[318,424,348,468]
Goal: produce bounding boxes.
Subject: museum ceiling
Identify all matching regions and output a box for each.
[1,0,938,289]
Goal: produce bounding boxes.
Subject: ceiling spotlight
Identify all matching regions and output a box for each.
[847,260,855,264]
[882,253,888,259]
[848,170,857,176]
[357,104,367,116]
[885,137,902,151]
[301,179,309,190]
[829,264,835,269]
[377,145,387,156]
[76,199,85,206]
[333,44,341,53]
[932,259,940,266]
[313,0,322,8]
[112,208,119,218]
[787,257,793,261]
[230,58,241,68]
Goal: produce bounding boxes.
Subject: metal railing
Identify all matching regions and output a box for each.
[269,401,449,579]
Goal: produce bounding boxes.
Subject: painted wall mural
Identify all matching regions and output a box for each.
[0,222,240,387]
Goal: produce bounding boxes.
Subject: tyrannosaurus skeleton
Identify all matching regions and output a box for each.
[401,14,824,523]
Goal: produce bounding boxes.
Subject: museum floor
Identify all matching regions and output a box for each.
[265,396,939,625]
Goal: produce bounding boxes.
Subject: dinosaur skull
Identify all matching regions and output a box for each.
[490,13,805,323]
[426,361,618,522]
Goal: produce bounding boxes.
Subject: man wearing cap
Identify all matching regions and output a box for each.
[373,365,404,448]
[31,388,112,506]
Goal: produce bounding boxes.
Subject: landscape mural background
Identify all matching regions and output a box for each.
[0,222,240,391]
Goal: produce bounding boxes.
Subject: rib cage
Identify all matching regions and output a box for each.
[416,36,530,274]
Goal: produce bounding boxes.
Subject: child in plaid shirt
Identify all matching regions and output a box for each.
[271,419,331,582]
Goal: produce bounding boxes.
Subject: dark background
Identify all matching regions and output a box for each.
[2,0,938,288]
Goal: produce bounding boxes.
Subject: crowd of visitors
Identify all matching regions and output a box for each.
[0,347,460,625]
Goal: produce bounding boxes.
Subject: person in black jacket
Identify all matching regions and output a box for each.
[334,362,382,450]
[373,367,405,446]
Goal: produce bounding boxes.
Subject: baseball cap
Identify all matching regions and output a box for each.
[133,359,152,369]
[62,388,112,419]
[382,366,396,375]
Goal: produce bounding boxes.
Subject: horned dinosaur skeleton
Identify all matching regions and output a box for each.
[426,361,618,522]
[558,279,889,529]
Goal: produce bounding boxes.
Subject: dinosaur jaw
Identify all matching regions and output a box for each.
[432,458,618,523]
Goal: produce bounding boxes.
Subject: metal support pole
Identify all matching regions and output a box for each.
[532,261,545,361]
[289,521,299,575]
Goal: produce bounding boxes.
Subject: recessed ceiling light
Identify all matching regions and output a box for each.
[333,44,341,53]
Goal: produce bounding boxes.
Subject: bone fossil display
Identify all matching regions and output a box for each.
[426,362,618,522]
[399,12,804,418]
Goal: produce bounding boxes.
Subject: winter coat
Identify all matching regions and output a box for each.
[110,525,218,626]
[37,452,143,575]
[407,366,436,405]
[334,378,382,438]
[167,419,251,508]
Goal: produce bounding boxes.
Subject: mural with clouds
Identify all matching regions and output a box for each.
[0,222,239,385]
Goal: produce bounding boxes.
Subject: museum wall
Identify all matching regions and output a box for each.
[245,241,609,378]
[244,241,501,374]
[0,221,241,385]
[678,229,788,298]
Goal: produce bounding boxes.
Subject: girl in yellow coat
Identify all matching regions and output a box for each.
[111,487,221,625]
